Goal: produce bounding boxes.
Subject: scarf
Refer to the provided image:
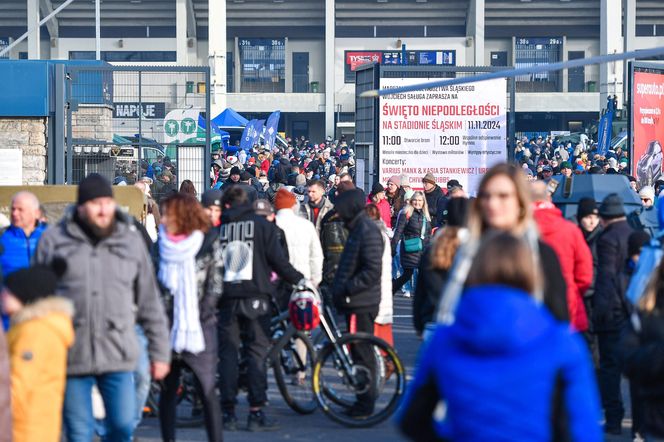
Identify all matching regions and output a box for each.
[158,226,205,354]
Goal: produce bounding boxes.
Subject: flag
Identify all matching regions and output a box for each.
[264,111,281,151]
[240,119,258,151]
[252,120,265,148]
[596,97,615,157]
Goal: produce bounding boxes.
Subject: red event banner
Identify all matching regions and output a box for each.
[346,51,382,72]
[633,71,664,187]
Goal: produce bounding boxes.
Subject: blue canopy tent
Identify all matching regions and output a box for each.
[199,108,287,154]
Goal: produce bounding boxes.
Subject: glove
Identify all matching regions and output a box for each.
[295,278,317,292]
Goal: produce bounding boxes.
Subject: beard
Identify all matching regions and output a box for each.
[87,218,116,239]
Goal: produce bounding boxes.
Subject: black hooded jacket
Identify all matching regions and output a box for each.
[219,203,303,299]
[332,189,383,315]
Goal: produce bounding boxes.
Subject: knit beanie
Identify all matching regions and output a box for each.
[5,259,67,305]
[628,230,651,257]
[274,188,297,210]
[639,186,655,201]
[78,173,113,205]
[422,173,436,186]
[371,182,385,195]
[599,193,625,218]
[388,175,400,187]
[446,197,469,227]
[576,197,598,220]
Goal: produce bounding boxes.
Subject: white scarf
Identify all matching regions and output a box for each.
[158,226,205,354]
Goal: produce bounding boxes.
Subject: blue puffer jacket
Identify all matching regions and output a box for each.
[398,285,602,442]
[0,223,47,330]
[0,223,46,276]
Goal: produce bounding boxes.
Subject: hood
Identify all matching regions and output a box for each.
[533,204,563,237]
[334,188,367,223]
[449,285,555,354]
[11,297,75,347]
[220,203,254,223]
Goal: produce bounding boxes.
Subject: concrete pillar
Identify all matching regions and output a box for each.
[176,0,187,65]
[27,0,40,59]
[325,0,335,138]
[466,0,485,66]
[209,0,227,115]
[623,0,636,106]
[600,0,623,107]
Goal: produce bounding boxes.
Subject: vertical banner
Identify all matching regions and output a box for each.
[264,111,281,151]
[240,119,258,151]
[378,77,507,195]
[596,97,614,157]
[633,71,664,187]
[252,120,265,147]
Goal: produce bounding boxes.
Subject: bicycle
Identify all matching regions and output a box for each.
[310,296,406,428]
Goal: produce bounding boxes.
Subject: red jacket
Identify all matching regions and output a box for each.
[367,197,392,229]
[533,202,593,332]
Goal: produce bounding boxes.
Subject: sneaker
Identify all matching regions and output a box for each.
[223,412,238,432]
[247,410,279,432]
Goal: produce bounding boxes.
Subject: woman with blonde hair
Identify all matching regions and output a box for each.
[437,163,568,323]
[399,232,601,441]
[391,191,432,296]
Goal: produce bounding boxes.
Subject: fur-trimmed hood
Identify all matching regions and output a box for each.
[10,297,75,348]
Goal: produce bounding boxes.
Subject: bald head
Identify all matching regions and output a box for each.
[530,180,550,203]
[11,191,41,234]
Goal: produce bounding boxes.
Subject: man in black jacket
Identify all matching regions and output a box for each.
[594,193,635,435]
[217,186,304,432]
[332,188,383,417]
[422,173,444,228]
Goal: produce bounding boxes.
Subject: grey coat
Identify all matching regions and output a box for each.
[35,208,171,376]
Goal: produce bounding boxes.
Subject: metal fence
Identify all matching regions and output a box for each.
[65,65,211,200]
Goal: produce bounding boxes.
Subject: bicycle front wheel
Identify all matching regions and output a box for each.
[312,332,405,428]
[273,330,318,415]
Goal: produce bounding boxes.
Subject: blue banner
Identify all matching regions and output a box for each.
[240,119,257,151]
[252,119,265,148]
[597,97,615,157]
[264,111,281,151]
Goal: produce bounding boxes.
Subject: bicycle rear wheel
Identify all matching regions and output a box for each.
[312,332,405,428]
[273,330,318,415]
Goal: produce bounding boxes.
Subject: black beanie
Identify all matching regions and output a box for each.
[599,193,625,219]
[577,197,598,220]
[446,197,469,227]
[628,230,651,257]
[78,173,113,205]
[5,259,67,305]
[371,182,385,195]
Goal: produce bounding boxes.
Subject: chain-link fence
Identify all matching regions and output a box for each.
[65,65,210,201]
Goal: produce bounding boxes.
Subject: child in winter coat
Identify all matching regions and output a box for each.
[2,262,74,442]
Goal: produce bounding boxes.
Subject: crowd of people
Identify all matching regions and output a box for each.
[0,131,664,442]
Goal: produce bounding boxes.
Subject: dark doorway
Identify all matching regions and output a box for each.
[568,51,585,92]
[490,51,508,67]
[292,120,309,140]
[293,52,309,93]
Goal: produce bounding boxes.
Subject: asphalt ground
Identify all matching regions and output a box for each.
[135,296,636,442]
[135,296,419,442]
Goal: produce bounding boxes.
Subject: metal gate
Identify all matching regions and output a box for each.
[64,65,211,201]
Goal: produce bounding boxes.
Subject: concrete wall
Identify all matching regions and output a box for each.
[0,118,47,185]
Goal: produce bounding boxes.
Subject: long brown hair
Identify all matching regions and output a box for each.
[430,226,462,270]
[160,193,209,235]
[466,232,536,294]
[468,163,532,238]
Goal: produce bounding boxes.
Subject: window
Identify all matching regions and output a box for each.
[514,38,562,92]
[239,38,285,93]
[69,51,177,62]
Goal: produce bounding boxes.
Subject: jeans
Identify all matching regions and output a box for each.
[63,372,136,442]
[133,325,151,430]
[597,331,625,429]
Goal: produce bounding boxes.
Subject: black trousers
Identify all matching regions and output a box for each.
[159,325,223,442]
[392,268,414,294]
[347,311,378,412]
[217,300,271,411]
[597,330,625,429]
